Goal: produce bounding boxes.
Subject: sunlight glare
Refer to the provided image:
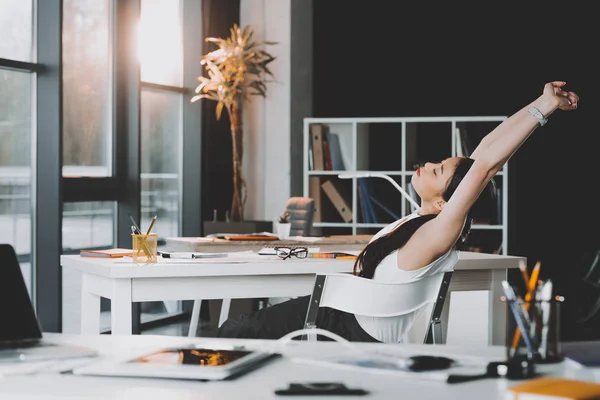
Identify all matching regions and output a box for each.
[138,0,182,86]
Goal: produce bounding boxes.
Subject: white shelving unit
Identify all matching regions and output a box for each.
[303,116,508,255]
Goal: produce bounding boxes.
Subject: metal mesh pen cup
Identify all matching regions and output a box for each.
[505,297,564,364]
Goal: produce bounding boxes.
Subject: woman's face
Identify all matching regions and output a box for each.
[411,157,462,202]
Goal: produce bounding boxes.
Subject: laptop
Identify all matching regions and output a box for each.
[0,244,97,363]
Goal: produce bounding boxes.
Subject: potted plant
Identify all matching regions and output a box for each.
[276,212,291,239]
[192,24,276,223]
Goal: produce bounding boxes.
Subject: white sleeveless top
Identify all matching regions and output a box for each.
[355,210,459,343]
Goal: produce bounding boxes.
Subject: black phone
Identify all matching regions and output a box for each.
[275,382,368,396]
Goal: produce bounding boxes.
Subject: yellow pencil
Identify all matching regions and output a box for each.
[511,260,541,353]
[528,261,541,296]
[145,215,157,235]
[137,215,157,260]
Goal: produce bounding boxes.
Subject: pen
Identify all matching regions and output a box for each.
[130,214,153,258]
[502,280,536,358]
[511,260,541,352]
[538,279,553,359]
[159,252,198,259]
[129,214,142,234]
[158,251,228,259]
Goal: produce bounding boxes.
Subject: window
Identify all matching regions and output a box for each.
[62,202,115,252]
[0,0,34,62]
[139,0,184,239]
[7,0,202,333]
[62,0,113,177]
[0,1,36,295]
[141,88,182,238]
[139,0,183,87]
[138,0,184,319]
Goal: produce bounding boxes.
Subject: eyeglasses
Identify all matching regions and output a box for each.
[274,246,308,260]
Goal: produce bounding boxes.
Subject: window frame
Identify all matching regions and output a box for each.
[0,0,203,332]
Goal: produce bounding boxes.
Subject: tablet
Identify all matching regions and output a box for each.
[73,345,279,381]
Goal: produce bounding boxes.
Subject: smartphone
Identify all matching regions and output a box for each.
[275,382,368,396]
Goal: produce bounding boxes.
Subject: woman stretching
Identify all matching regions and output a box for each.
[217,81,579,343]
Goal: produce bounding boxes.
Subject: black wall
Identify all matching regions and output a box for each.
[313,2,600,341]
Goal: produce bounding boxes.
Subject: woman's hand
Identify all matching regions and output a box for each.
[542,81,579,111]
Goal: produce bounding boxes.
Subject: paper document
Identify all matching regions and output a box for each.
[207,231,276,239]
[115,250,260,264]
[284,236,323,243]
[159,251,228,259]
[166,237,215,242]
[292,354,487,383]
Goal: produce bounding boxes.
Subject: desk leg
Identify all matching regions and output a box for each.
[81,274,101,334]
[188,300,202,337]
[489,269,507,346]
[111,279,133,335]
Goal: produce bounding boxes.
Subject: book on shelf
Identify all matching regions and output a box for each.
[325,132,345,171]
[322,138,333,170]
[321,180,352,222]
[358,179,401,222]
[310,123,327,170]
[357,179,376,223]
[80,248,133,258]
[309,176,323,223]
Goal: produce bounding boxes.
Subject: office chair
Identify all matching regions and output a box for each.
[302,271,453,344]
[187,197,316,337]
[282,197,315,237]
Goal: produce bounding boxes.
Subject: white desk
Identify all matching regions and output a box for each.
[61,251,525,345]
[164,234,374,253]
[1,333,598,399]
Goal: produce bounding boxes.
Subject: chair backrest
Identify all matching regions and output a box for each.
[303,271,452,343]
[283,197,315,236]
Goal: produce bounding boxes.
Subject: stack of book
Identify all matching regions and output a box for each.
[80,248,133,258]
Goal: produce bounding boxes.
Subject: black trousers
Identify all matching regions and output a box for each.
[216,295,379,342]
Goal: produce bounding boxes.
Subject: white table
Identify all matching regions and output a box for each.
[61,251,525,345]
[1,333,598,399]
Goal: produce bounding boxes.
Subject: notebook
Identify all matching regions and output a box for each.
[505,377,600,400]
[224,234,279,241]
[0,244,97,363]
[80,248,133,258]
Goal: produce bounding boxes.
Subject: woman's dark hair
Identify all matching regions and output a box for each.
[353,157,493,279]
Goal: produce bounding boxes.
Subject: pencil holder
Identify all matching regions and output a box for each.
[504,298,564,364]
[131,233,158,264]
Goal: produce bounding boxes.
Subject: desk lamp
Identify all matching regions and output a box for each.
[337,172,420,210]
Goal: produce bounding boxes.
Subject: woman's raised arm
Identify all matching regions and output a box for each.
[421,81,579,256]
[470,81,578,160]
